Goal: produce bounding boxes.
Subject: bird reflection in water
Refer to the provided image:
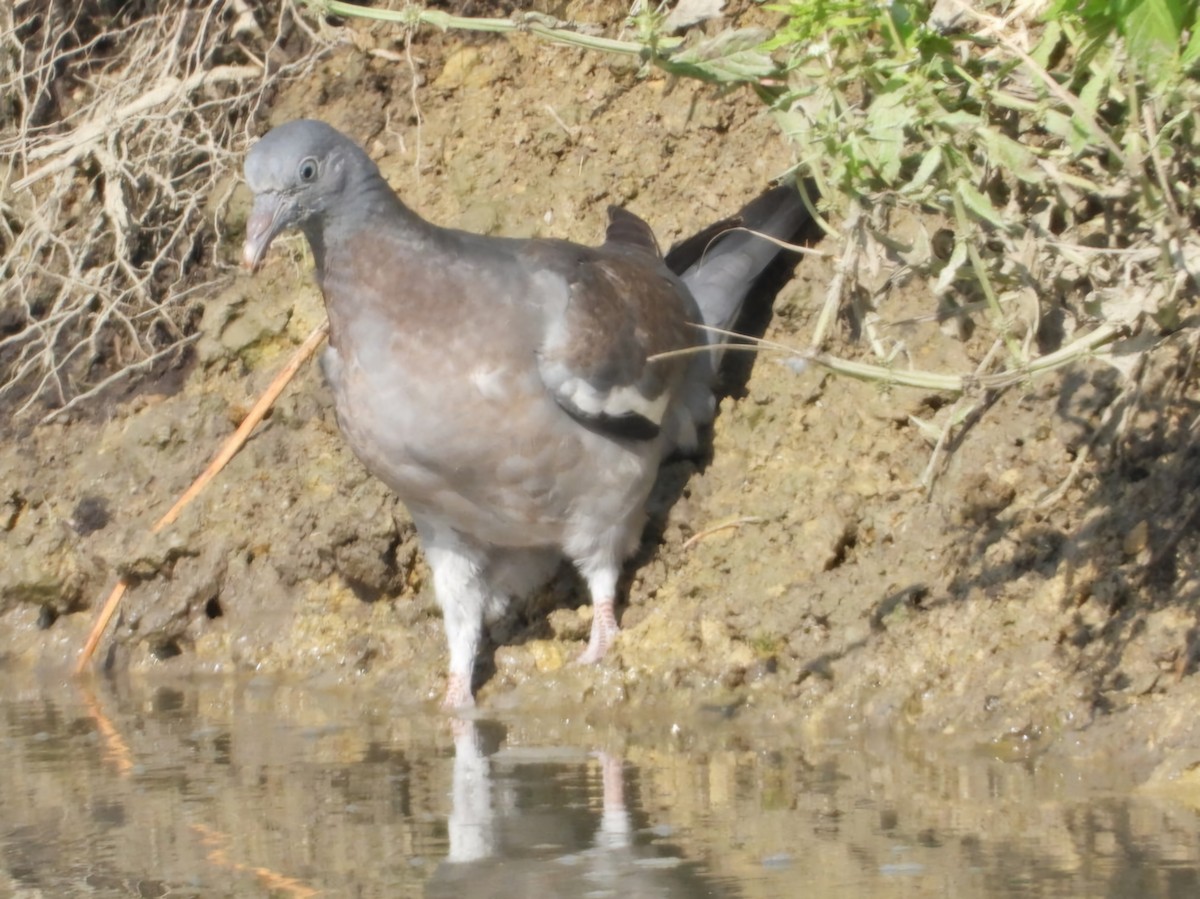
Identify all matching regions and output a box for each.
[428,720,724,898]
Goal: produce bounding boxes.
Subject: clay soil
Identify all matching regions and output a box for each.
[5,9,1200,792]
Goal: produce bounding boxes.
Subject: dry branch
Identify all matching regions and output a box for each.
[0,2,333,417]
[74,322,330,673]
[15,65,262,191]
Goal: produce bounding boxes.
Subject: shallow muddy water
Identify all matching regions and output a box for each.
[1,672,1198,898]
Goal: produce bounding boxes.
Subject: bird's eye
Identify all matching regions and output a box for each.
[298,158,318,182]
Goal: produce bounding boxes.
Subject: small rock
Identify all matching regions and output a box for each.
[1123,520,1149,557]
[528,640,566,672]
[435,47,481,90]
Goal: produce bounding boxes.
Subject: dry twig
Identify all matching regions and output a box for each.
[1,2,333,417]
[74,322,330,674]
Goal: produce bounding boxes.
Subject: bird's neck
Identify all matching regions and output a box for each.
[308,172,456,356]
[303,173,435,281]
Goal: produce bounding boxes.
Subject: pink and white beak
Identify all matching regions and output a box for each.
[242,192,292,273]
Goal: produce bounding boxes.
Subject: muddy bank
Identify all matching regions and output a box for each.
[3,13,1200,789]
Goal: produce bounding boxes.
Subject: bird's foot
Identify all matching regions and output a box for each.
[577,600,619,665]
[442,673,475,710]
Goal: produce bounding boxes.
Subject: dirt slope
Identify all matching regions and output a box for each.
[4,12,1200,790]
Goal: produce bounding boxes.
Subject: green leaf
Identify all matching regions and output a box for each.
[1029,20,1064,70]
[864,89,914,185]
[937,110,984,132]
[1043,110,1095,155]
[1183,13,1200,67]
[977,129,1041,183]
[1075,61,1109,121]
[902,144,942,196]
[956,179,1010,231]
[888,0,920,48]
[933,236,968,295]
[1123,0,1184,83]
[664,27,778,83]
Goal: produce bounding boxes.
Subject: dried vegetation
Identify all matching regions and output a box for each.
[0,0,335,422]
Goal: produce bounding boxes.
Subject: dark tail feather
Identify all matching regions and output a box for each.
[670,183,810,356]
[663,182,813,450]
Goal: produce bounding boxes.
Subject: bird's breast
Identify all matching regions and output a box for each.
[316,237,660,550]
[325,322,643,547]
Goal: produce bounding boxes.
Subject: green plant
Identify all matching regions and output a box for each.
[1049,0,1200,86]
[759,1,1198,475]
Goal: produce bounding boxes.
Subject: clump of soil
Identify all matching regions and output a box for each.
[3,9,1200,786]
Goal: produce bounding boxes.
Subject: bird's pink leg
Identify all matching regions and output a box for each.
[578,597,620,664]
[422,532,486,710]
[443,672,476,709]
[577,563,621,664]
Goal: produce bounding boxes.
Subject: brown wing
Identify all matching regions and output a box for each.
[527,208,693,441]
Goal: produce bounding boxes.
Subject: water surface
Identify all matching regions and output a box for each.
[1,673,1198,897]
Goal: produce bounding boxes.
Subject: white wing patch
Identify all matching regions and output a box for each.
[557,376,671,428]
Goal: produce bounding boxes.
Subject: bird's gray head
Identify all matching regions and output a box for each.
[241,119,380,272]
